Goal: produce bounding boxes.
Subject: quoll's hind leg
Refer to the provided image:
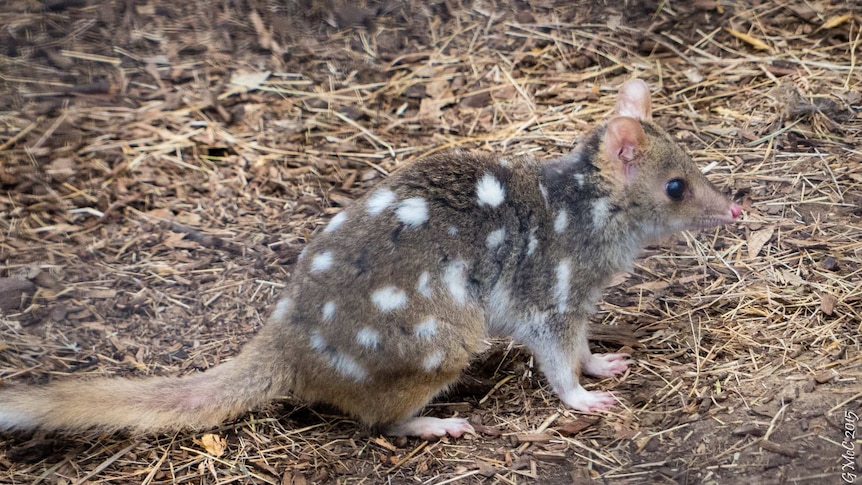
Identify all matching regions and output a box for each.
[313,360,475,439]
[378,304,485,438]
[363,371,475,438]
[289,300,486,438]
[386,416,475,439]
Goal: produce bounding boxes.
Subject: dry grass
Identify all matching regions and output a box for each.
[1,0,860,483]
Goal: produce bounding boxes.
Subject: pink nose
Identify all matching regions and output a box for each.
[730,203,742,219]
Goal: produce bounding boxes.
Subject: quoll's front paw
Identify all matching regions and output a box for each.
[561,387,618,413]
[583,353,632,378]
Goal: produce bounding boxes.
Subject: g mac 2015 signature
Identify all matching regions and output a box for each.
[844,410,859,484]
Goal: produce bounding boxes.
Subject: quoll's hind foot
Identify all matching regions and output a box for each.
[387,417,476,439]
[583,353,633,378]
[561,387,619,413]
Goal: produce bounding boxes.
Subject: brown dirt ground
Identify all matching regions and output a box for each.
[1,0,861,483]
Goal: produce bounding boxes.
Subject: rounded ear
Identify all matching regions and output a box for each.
[613,79,652,121]
[603,116,647,184]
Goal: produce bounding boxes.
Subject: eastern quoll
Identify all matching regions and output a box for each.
[0,80,741,438]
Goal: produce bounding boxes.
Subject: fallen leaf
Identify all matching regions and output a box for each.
[627,281,670,293]
[0,277,36,312]
[46,157,75,180]
[778,269,806,286]
[786,3,819,22]
[820,293,837,315]
[683,68,704,83]
[372,436,398,452]
[162,232,198,250]
[418,98,445,120]
[726,28,771,51]
[747,226,774,259]
[282,471,308,485]
[514,432,553,443]
[175,212,201,226]
[814,369,838,384]
[612,421,640,440]
[678,273,708,284]
[702,125,738,136]
[424,79,450,98]
[556,417,599,436]
[146,208,174,220]
[713,107,746,119]
[475,460,498,477]
[200,433,226,457]
[84,288,118,299]
[230,71,271,92]
[820,12,853,30]
[608,272,631,287]
[821,256,838,271]
[470,421,501,436]
[532,451,568,464]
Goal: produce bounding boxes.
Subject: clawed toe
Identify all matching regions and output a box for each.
[562,387,620,413]
[583,353,634,378]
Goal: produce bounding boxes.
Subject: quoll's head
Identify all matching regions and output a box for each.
[600,79,742,237]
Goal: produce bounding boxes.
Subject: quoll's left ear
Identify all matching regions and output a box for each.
[614,79,652,121]
[604,116,647,184]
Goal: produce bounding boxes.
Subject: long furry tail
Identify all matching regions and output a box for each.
[0,350,289,434]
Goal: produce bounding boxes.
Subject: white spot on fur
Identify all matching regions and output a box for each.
[554,259,572,314]
[554,209,568,234]
[367,189,396,216]
[272,297,292,321]
[310,330,368,381]
[443,260,469,305]
[372,286,408,312]
[499,158,509,167]
[447,226,458,236]
[592,198,611,227]
[527,227,538,256]
[396,197,429,227]
[574,173,585,188]
[311,251,334,272]
[310,330,327,353]
[476,173,505,208]
[415,317,438,340]
[539,183,549,207]
[322,301,336,321]
[356,327,380,349]
[298,247,308,261]
[417,272,432,298]
[324,211,347,233]
[485,227,506,249]
[422,350,444,372]
[332,353,368,381]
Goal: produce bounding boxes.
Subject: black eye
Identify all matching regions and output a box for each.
[665,178,686,201]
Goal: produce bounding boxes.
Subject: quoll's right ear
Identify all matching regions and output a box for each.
[613,79,652,121]
[603,116,647,184]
